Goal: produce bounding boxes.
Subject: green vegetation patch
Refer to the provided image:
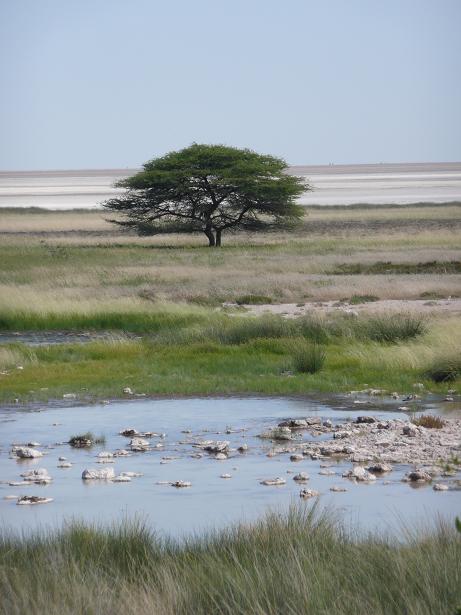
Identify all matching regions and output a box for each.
[332,261,461,275]
[291,343,326,374]
[0,507,460,615]
[425,354,461,382]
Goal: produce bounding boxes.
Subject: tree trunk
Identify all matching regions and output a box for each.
[215,229,222,247]
[204,228,215,247]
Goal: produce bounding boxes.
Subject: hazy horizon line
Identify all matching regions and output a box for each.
[1,160,461,175]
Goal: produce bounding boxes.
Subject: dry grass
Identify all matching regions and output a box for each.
[1,205,460,312]
[412,414,445,428]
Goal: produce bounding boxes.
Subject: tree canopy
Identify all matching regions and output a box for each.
[103,144,309,246]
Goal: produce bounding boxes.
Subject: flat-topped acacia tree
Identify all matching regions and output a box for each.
[103,144,309,247]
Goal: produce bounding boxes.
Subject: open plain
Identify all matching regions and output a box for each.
[1,197,461,615]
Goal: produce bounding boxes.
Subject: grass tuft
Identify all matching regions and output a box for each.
[425,354,461,382]
[412,414,445,429]
[360,313,426,343]
[292,343,326,374]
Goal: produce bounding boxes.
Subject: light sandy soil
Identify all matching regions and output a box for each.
[241,298,461,317]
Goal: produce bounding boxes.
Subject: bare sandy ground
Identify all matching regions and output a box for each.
[241,298,461,318]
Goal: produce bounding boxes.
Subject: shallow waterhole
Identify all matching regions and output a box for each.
[0,396,459,537]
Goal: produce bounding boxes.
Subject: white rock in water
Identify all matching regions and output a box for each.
[120,471,143,478]
[299,488,320,499]
[293,472,310,482]
[367,463,392,474]
[319,469,336,476]
[63,393,76,399]
[290,454,304,462]
[203,441,230,453]
[58,462,72,468]
[433,483,449,491]
[27,442,41,447]
[11,446,43,459]
[97,451,113,458]
[330,485,347,492]
[17,496,53,505]
[58,456,67,461]
[119,428,139,437]
[342,466,376,482]
[81,467,115,480]
[260,477,286,486]
[404,470,432,483]
[113,449,131,457]
[112,475,131,482]
[220,474,232,479]
[130,438,149,451]
[20,468,50,480]
[171,480,191,488]
[214,453,227,460]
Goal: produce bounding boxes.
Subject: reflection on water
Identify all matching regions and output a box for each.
[0,397,459,537]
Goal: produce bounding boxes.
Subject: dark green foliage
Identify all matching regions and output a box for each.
[103,143,308,247]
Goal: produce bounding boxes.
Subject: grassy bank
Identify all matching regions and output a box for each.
[1,313,460,403]
[1,506,460,615]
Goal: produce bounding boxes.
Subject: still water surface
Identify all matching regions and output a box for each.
[1,397,459,536]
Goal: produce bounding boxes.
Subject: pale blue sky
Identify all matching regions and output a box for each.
[1,0,460,170]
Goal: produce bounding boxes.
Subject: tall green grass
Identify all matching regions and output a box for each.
[425,354,461,382]
[292,343,326,374]
[0,507,459,615]
[358,314,426,343]
[0,309,208,333]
